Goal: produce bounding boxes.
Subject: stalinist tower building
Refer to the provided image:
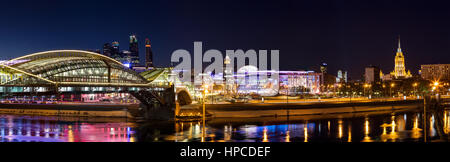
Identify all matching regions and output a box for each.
[390,37,412,79]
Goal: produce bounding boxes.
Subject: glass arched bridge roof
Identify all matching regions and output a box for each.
[0,50,150,87]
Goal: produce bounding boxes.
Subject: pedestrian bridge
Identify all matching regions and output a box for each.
[0,50,190,120]
[0,50,166,88]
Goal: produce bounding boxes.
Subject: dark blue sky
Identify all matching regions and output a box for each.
[1,0,450,79]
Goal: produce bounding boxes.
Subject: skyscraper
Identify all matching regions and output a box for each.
[102,43,112,57]
[120,50,132,67]
[145,38,154,69]
[129,35,140,67]
[336,70,343,83]
[111,41,120,59]
[390,37,412,78]
[343,71,348,82]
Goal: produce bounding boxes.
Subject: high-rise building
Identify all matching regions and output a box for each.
[119,50,132,67]
[336,70,343,83]
[111,41,121,59]
[102,43,112,57]
[145,38,154,69]
[336,70,348,83]
[421,64,450,81]
[390,37,412,78]
[365,66,381,83]
[129,35,140,67]
[343,71,348,82]
[320,63,328,86]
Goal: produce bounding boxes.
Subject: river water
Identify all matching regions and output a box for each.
[1,107,449,142]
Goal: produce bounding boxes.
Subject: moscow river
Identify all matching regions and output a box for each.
[0,107,449,142]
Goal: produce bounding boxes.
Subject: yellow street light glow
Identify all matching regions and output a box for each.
[434,81,439,86]
[391,83,395,87]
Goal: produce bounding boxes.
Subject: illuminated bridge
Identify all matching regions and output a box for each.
[0,50,187,119]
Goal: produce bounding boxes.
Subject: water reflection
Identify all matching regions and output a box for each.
[303,123,308,142]
[2,108,450,142]
[0,115,135,142]
[171,108,450,142]
[362,117,372,142]
[262,128,269,142]
[338,119,343,139]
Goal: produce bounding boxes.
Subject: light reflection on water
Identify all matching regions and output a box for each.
[1,109,450,142]
[0,115,136,142]
[172,109,450,142]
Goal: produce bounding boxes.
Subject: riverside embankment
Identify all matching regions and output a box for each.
[200,99,424,118]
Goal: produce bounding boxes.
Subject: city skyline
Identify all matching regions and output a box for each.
[1,0,450,79]
[2,0,450,148]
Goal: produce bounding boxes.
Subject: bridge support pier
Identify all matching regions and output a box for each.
[141,103,175,121]
[132,86,176,121]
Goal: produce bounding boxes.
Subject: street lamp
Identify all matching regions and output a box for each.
[364,84,368,97]
[201,84,209,142]
[432,81,440,96]
[413,83,418,97]
[337,84,342,97]
[390,83,395,98]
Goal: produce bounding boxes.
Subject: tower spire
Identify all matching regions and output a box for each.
[397,36,402,53]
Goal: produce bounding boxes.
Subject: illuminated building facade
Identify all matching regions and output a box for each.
[336,70,348,83]
[223,55,236,95]
[278,71,322,95]
[118,50,132,67]
[365,66,381,83]
[204,65,321,97]
[0,50,148,102]
[421,64,450,81]
[390,37,412,79]
[337,70,343,83]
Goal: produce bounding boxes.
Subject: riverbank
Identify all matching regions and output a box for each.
[0,99,426,119]
[0,103,136,118]
[193,99,424,118]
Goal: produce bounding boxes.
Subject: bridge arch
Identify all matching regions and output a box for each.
[176,89,192,105]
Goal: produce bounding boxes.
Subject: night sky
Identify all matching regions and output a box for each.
[1,0,450,80]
